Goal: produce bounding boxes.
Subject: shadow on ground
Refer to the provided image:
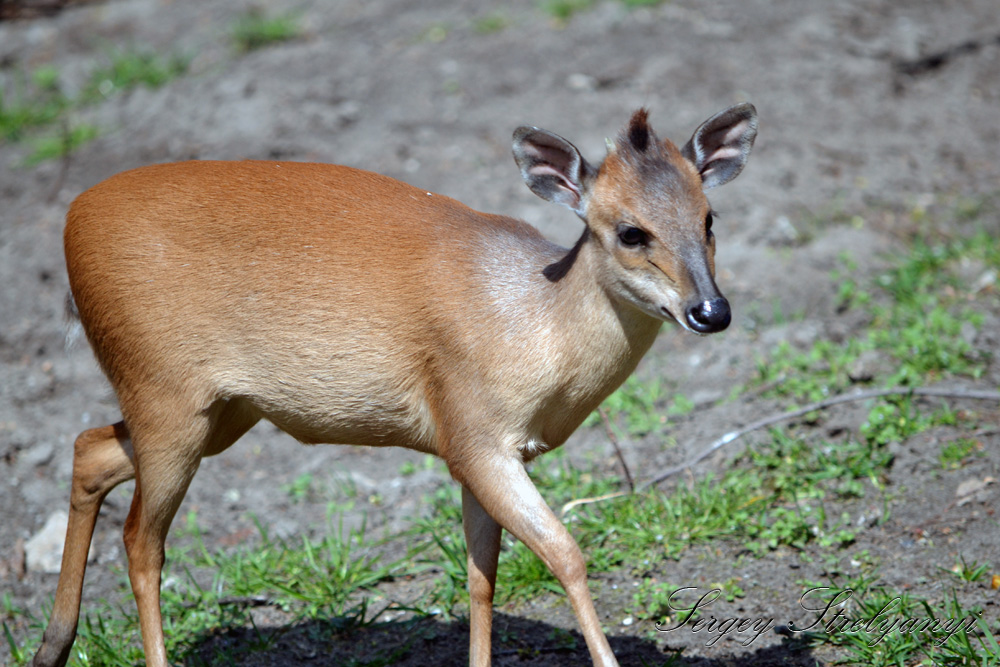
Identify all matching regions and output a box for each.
[183,611,818,666]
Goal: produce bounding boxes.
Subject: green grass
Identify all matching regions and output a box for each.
[0,64,100,165]
[0,67,70,142]
[541,0,594,21]
[405,485,469,614]
[416,23,450,44]
[408,424,892,611]
[473,12,510,34]
[944,556,992,584]
[539,0,669,22]
[939,437,984,469]
[793,573,999,666]
[755,229,997,403]
[628,578,681,624]
[231,10,302,52]
[584,375,694,437]
[8,516,401,666]
[281,472,316,503]
[82,48,190,102]
[23,124,100,166]
[570,430,871,560]
[2,48,189,165]
[584,375,665,435]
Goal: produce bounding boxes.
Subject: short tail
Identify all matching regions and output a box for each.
[64,289,84,351]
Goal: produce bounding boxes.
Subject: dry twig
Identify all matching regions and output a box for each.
[598,406,634,493]
[563,385,1000,513]
[639,385,1000,491]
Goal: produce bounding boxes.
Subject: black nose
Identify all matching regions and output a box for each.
[686,297,731,333]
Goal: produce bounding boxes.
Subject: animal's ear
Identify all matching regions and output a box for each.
[681,103,758,190]
[512,127,595,216]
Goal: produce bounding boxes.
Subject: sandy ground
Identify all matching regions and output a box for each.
[2,0,999,665]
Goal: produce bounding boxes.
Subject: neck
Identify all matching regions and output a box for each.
[533,229,663,445]
[549,228,662,351]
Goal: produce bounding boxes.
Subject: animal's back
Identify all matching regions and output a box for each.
[65,160,557,450]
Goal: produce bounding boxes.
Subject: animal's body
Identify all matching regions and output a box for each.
[33,104,757,667]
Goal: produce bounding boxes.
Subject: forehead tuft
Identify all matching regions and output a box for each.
[626,108,652,152]
[617,108,661,157]
[610,109,697,195]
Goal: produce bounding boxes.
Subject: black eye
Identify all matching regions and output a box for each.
[705,211,716,240]
[617,225,647,247]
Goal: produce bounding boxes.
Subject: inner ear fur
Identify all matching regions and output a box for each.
[682,103,758,190]
[512,126,594,214]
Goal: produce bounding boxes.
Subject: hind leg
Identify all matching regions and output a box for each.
[122,399,258,667]
[462,486,502,666]
[33,423,135,667]
[32,398,258,667]
[121,438,201,667]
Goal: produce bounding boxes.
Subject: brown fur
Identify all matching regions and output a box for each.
[33,106,757,667]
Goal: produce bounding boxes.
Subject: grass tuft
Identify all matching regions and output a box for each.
[231,10,303,52]
[82,48,190,102]
[2,47,189,165]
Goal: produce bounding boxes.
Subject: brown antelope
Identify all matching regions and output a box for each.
[32,103,757,667]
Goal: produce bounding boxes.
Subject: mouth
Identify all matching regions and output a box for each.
[659,305,686,329]
[659,304,712,336]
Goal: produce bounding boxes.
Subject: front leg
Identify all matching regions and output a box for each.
[454,455,619,667]
[462,486,502,666]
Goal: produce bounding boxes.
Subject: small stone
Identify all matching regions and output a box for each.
[335,100,362,124]
[956,477,993,497]
[974,269,996,292]
[566,73,598,91]
[20,442,55,468]
[774,215,800,242]
[25,511,95,574]
[847,350,882,382]
[956,476,995,505]
[99,544,121,565]
[960,320,977,345]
